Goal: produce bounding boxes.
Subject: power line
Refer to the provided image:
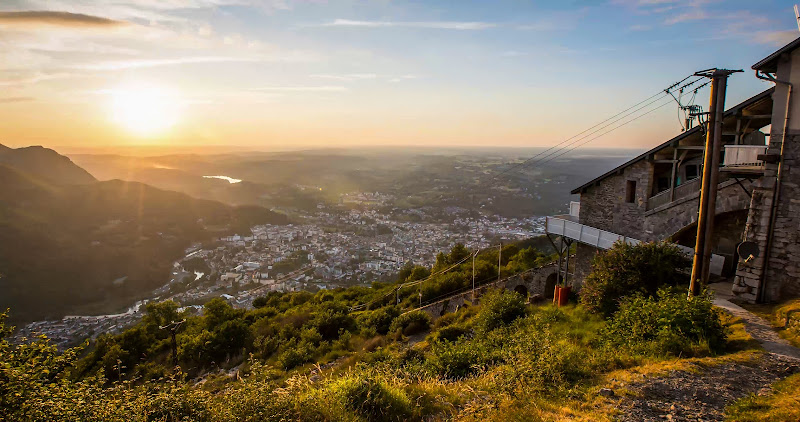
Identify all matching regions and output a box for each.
[487,76,704,184]
[536,97,676,167]
[348,245,489,311]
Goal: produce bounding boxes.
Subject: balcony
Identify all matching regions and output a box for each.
[545,215,724,275]
[720,145,768,176]
[722,145,767,167]
[646,177,701,211]
[646,145,766,211]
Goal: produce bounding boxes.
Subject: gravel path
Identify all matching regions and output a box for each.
[614,298,800,422]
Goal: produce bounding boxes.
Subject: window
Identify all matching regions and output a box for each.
[625,180,636,203]
[686,164,699,180]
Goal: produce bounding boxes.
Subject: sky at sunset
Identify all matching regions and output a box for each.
[0,0,797,151]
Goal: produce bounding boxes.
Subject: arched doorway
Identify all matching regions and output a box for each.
[514,285,528,298]
[545,273,557,299]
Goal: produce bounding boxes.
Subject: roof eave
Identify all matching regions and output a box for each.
[569,87,774,195]
[752,36,800,73]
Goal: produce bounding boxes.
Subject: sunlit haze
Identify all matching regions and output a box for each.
[0,1,796,151]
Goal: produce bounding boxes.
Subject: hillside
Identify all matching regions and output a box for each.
[3,241,798,421]
[0,144,96,185]
[0,155,289,323]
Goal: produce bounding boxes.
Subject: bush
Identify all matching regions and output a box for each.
[429,325,470,343]
[474,289,526,332]
[601,287,728,356]
[389,310,431,336]
[327,370,413,421]
[580,241,690,316]
[358,306,400,336]
[427,339,487,378]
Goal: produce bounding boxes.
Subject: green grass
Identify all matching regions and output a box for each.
[740,298,800,348]
[725,373,800,422]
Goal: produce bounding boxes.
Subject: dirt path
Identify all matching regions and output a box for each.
[614,298,800,422]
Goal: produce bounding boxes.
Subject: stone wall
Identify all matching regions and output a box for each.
[414,262,559,321]
[574,159,751,286]
[578,160,653,239]
[767,131,800,299]
[642,179,752,242]
[734,131,800,302]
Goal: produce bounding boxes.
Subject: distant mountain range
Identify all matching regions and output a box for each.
[0,144,289,323]
[0,144,96,185]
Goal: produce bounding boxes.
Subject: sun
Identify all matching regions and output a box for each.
[110,85,180,137]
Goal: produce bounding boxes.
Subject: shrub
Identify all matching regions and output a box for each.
[276,341,312,370]
[427,339,487,378]
[358,306,400,335]
[474,289,526,332]
[601,287,728,356]
[580,241,690,316]
[429,325,470,343]
[327,370,413,421]
[389,310,431,336]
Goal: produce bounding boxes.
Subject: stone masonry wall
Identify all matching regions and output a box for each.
[414,262,559,321]
[579,160,653,239]
[766,131,800,299]
[735,131,800,302]
[575,161,751,287]
[642,180,752,242]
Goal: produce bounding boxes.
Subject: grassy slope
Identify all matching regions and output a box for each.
[723,299,800,421]
[725,373,800,422]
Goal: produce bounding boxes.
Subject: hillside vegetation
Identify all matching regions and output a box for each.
[0,148,289,322]
[3,242,752,421]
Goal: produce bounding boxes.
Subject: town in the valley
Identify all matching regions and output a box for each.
[12,193,545,348]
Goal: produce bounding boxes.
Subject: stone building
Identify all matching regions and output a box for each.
[546,36,800,303]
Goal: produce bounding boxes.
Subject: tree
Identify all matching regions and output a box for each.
[580,241,691,316]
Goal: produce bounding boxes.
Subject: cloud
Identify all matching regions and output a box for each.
[388,74,420,83]
[0,11,128,27]
[310,73,377,81]
[0,96,34,103]
[0,72,77,87]
[320,19,496,30]
[664,9,708,25]
[253,86,348,92]
[753,30,799,46]
[74,56,265,70]
[500,50,529,58]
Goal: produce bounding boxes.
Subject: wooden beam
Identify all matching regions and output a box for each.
[676,146,705,150]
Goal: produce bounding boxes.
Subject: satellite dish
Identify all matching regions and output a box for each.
[737,241,760,262]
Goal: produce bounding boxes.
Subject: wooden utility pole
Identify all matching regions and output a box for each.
[160,319,185,368]
[497,243,502,282]
[689,68,741,296]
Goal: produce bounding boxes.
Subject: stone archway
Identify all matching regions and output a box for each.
[671,209,750,277]
[514,285,528,298]
[544,273,557,299]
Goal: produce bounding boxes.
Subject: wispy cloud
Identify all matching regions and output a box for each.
[754,30,799,46]
[0,72,77,87]
[320,19,496,30]
[664,9,708,25]
[0,11,128,27]
[500,50,529,58]
[0,96,34,103]
[310,73,377,81]
[388,75,420,83]
[75,56,267,71]
[253,86,348,92]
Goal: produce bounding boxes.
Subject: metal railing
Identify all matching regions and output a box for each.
[546,216,640,250]
[545,215,724,275]
[723,145,767,167]
[646,177,701,211]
